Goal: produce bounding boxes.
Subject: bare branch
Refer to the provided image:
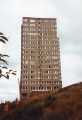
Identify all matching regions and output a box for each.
[2,66,8,69]
[0,39,6,44]
[0,58,8,65]
[0,32,8,44]
[0,36,8,41]
[0,32,3,35]
[0,54,9,57]
[12,72,16,75]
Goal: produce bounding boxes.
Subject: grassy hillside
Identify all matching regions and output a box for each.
[0,82,82,120]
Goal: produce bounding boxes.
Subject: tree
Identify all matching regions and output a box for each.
[0,32,8,43]
[0,32,16,79]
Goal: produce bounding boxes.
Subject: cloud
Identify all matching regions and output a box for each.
[61,53,82,86]
[0,0,82,101]
[0,77,19,101]
[18,0,58,18]
[53,0,82,87]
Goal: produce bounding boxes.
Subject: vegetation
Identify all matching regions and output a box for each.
[0,32,16,79]
[0,82,82,120]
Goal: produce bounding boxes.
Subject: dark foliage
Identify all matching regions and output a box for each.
[0,83,82,120]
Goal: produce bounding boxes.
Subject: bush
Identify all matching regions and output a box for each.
[44,95,56,107]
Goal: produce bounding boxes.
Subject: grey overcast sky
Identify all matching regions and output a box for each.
[0,0,82,101]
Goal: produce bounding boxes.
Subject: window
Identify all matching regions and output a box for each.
[30,24,35,26]
[31,70,34,73]
[23,18,27,23]
[30,19,35,22]
[46,71,48,73]
[47,86,51,90]
[31,75,33,78]
[49,65,51,68]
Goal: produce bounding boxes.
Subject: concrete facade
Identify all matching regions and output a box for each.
[20,17,62,99]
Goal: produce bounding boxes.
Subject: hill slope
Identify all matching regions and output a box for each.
[1,82,82,120]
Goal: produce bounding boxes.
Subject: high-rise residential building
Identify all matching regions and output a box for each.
[20,17,62,100]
